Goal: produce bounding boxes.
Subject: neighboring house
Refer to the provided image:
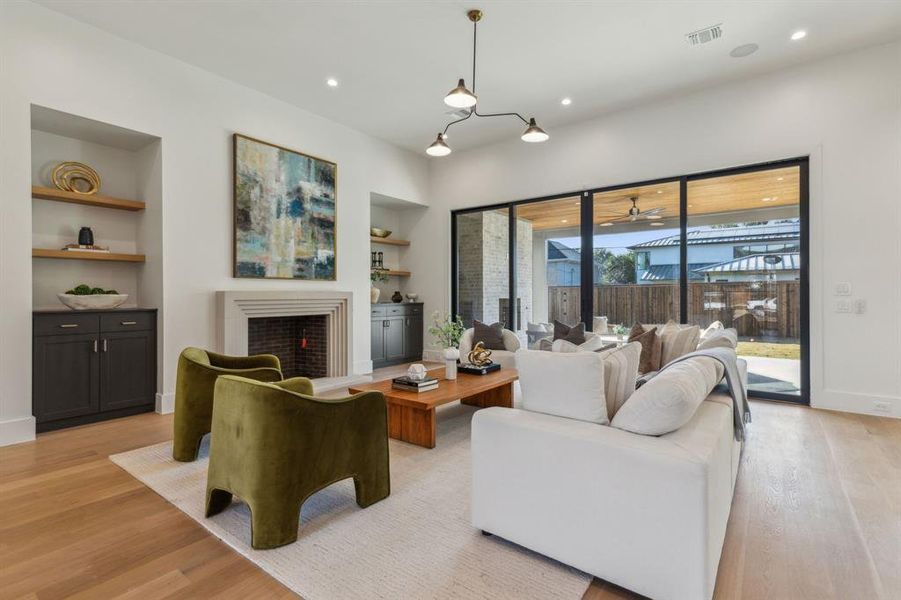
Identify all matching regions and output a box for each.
[546,240,604,286]
[628,221,801,284]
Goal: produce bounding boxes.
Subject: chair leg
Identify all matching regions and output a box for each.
[173,426,206,462]
[353,468,390,508]
[205,487,233,517]
[248,500,301,550]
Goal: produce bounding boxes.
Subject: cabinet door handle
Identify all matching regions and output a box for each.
[102,339,108,352]
[121,321,137,326]
[60,323,79,329]
[383,320,389,328]
[93,339,98,353]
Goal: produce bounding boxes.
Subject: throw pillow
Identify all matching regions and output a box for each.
[611,355,722,436]
[628,325,662,374]
[658,320,700,367]
[551,339,582,353]
[515,349,608,424]
[697,328,738,351]
[473,320,506,350]
[700,320,724,341]
[553,320,586,344]
[597,342,642,418]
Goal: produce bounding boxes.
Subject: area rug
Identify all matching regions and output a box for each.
[110,403,592,599]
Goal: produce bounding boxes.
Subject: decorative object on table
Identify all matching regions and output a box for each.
[424,9,548,158]
[77,226,94,246]
[392,375,439,393]
[57,283,128,310]
[370,267,389,304]
[233,134,336,280]
[52,161,101,195]
[391,290,403,303]
[406,363,428,381]
[405,293,418,303]
[457,362,501,376]
[370,227,392,238]
[466,341,494,367]
[443,347,459,380]
[428,312,465,380]
[612,323,630,340]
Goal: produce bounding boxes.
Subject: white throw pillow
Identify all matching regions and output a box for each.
[658,320,700,367]
[597,342,642,418]
[697,328,738,350]
[699,320,724,341]
[551,339,582,353]
[611,356,722,436]
[515,349,608,424]
[551,333,605,353]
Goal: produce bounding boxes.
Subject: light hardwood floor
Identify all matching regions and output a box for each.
[1,366,899,599]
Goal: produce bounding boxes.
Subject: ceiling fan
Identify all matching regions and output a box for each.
[597,196,666,225]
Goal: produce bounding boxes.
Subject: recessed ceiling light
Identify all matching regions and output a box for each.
[777,177,784,181]
[600,222,613,227]
[730,43,759,58]
[646,215,662,220]
[761,197,776,202]
[791,30,807,41]
[656,190,663,194]
[561,219,568,223]
[650,222,664,227]
[561,97,572,106]
[326,78,339,87]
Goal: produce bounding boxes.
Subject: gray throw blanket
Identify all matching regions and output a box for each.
[658,347,751,441]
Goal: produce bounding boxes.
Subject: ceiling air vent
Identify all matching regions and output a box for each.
[686,24,723,46]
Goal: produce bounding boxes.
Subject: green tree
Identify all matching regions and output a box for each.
[603,252,636,284]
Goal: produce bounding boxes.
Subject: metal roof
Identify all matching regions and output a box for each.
[629,222,800,249]
[693,253,801,274]
[547,240,581,261]
[640,263,714,282]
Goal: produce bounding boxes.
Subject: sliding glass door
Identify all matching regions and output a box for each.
[451,158,808,402]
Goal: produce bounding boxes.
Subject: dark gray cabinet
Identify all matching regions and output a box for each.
[370,303,423,368]
[33,309,157,432]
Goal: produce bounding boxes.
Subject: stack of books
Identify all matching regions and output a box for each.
[61,243,110,254]
[392,375,439,393]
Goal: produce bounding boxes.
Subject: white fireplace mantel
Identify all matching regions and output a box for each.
[216,290,352,378]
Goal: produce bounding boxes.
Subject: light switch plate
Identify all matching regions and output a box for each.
[835,299,852,313]
[834,282,851,296]
[854,299,867,314]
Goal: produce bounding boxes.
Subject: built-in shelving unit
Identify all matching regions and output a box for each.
[381,269,411,277]
[32,185,146,211]
[32,248,146,262]
[370,236,410,247]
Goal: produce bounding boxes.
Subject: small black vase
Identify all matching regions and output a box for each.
[391,291,403,303]
[78,227,94,246]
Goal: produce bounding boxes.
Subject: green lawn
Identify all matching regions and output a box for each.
[736,341,800,360]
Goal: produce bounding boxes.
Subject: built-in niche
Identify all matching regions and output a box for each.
[369,193,425,303]
[30,106,163,312]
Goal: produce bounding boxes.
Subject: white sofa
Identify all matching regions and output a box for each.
[458,327,521,369]
[473,360,748,600]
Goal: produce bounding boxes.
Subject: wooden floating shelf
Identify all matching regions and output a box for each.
[373,269,411,277]
[32,185,146,211]
[370,236,410,247]
[32,249,146,263]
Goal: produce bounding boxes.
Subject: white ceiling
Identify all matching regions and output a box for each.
[35,0,901,154]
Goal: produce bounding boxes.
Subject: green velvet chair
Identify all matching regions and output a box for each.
[204,375,390,549]
[173,347,283,462]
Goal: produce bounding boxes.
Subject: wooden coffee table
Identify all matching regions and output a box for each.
[349,367,518,449]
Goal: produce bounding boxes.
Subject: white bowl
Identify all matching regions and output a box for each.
[57,293,129,310]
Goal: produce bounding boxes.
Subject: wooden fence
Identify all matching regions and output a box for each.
[548,281,801,339]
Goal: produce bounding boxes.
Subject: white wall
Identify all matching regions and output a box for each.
[0,2,429,445]
[414,40,901,417]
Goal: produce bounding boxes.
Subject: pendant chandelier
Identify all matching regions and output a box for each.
[426,9,549,157]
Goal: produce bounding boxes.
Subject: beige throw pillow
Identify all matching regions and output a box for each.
[658,320,700,367]
[597,342,642,418]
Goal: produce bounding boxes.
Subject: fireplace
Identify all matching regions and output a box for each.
[248,315,328,379]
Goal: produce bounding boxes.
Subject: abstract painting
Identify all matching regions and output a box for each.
[234,134,336,280]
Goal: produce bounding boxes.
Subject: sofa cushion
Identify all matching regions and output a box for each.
[515,349,608,424]
[628,325,662,373]
[658,320,701,367]
[699,320,724,341]
[611,356,723,436]
[697,328,738,351]
[553,320,586,344]
[473,320,506,350]
[597,342,642,418]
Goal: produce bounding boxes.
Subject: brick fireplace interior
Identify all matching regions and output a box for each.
[247,315,328,379]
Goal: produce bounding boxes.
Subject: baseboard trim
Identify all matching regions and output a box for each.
[155,392,175,415]
[0,415,36,447]
[812,389,899,419]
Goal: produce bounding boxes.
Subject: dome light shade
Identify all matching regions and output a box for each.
[444,79,478,108]
[426,133,452,157]
[521,118,549,143]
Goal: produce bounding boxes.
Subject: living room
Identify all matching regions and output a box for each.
[1,2,899,599]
